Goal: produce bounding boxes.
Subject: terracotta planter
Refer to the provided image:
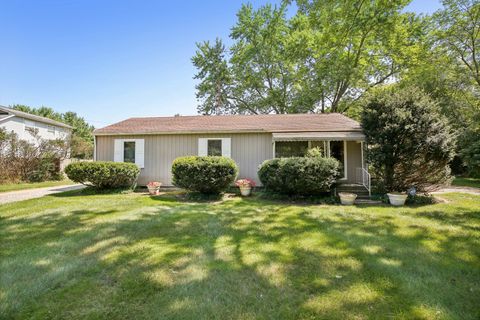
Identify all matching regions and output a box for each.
[387,193,408,206]
[239,186,252,196]
[338,192,357,205]
[147,185,161,195]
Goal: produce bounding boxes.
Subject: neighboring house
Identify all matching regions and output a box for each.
[0,105,72,143]
[94,113,370,193]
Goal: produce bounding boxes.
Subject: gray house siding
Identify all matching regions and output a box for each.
[95,133,273,186]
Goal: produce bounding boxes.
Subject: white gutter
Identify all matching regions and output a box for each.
[0,115,15,123]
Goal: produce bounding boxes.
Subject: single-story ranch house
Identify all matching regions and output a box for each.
[93,113,370,193]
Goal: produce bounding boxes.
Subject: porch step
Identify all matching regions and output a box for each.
[336,184,370,199]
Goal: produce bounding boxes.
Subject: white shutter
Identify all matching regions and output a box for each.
[221,138,231,158]
[135,139,145,168]
[198,138,208,156]
[114,139,124,162]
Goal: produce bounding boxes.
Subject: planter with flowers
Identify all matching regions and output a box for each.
[235,178,256,196]
[147,181,162,195]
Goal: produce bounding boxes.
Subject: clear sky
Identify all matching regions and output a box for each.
[0,0,442,128]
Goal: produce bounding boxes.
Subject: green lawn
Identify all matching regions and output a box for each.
[452,177,480,189]
[1,191,479,320]
[0,179,74,193]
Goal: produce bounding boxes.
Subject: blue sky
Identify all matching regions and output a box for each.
[0,0,442,127]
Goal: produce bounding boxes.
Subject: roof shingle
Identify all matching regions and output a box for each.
[94,113,362,135]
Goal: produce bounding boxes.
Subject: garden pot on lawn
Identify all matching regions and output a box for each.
[239,186,252,196]
[147,183,162,195]
[387,192,408,206]
[338,192,357,205]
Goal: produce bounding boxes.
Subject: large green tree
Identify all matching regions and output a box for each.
[12,105,95,159]
[361,86,456,192]
[401,0,480,176]
[192,0,422,114]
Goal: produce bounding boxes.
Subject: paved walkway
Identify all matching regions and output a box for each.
[432,186,480,195]
[0,184,85,205]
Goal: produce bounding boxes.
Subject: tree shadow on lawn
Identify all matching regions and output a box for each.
[1,197,479,319]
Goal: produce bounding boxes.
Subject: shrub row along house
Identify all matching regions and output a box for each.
[93,113,370,192]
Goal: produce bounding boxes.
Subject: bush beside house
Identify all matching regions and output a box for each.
[0,128,67,183]
[361,86,456,192]
[171,156,238,194]
[258,157,339,195]
[65,161,140,189]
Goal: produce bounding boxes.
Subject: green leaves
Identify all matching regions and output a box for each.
[192,1,419,114]
[361,86,456,192]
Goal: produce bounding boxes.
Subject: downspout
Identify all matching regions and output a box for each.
[93,135,97,161]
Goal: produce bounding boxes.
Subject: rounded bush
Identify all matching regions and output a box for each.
[171,156,238,194]
[258,157,339,195]
[65,161,140,189]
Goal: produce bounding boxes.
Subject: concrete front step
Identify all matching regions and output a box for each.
[336,184,370,199]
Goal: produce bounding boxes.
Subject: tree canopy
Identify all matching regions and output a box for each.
[192,0,423,114]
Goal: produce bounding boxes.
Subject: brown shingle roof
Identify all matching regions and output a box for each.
[94,113,362,135]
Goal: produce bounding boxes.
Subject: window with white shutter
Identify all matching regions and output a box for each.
[198,138,231,158]
[113,139,145,168]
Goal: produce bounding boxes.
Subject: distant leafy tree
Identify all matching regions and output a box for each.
[435,0,480,88]
[12,105,94,159]
[361,86,456,192]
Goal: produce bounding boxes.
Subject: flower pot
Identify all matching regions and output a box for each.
[147,186,161,195]
[387,193,408,206]
[338,192,357,205]
[239,186,252,196]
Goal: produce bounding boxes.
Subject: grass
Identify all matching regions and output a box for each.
[1,190,479,320]
[452,177,480,189]
[0,179,74,193]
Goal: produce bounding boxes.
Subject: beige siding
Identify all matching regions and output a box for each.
[95,133,364,186]
[346,141,362,183]
[95,133,273,186]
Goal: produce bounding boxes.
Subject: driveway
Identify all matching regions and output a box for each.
[0,184,85,205]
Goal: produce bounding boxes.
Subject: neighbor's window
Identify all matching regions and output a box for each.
[25,120,36,132]
[207,139,222,156]
[47,125,55,133]
[124,141,136,163]
[275,141,309,157]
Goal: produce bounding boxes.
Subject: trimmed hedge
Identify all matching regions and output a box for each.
[65,161,140,189]
[171,156,238,194]
[258,157,340,195]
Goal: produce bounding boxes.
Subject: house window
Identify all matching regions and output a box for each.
[275,141,309,157]
[124,141,136,163]
[25,120,36,132]
[330,141,346,179]
[207,139,222,156]
[47,125,55,133]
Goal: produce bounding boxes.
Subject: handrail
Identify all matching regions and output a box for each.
[356,167,371,197]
